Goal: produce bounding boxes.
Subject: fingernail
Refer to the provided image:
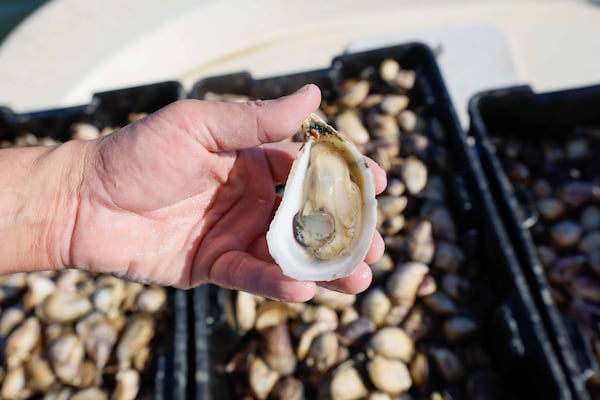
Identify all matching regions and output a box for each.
[295,84,314,94]
[377,170,388,190]
[317,282,346,293]
[372,237,384,253]
[293,281,317,302]
[359,267,372,281]
[301,280,316,288]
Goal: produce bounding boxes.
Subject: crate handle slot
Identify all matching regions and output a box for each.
[512,183,539,229]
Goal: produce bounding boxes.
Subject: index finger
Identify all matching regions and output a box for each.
[175,84,322,152]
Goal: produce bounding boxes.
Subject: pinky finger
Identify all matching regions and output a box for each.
[364,231,385,265]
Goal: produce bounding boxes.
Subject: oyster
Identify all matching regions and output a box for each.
[267,114,377,281]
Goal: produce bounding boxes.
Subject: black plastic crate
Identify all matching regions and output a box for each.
[0,81,185,142]
[469,84,600,400]
[0,81,191,400]
[190,43,572,399]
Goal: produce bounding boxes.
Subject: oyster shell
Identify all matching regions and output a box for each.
[267,114,377,281]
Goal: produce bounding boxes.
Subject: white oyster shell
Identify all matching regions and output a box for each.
[267,114,377,281]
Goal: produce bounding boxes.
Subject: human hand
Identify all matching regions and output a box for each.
[61,85,386,301]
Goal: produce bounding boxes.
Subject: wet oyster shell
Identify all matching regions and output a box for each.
[267,114,377,281]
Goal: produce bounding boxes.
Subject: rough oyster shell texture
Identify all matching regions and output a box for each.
[267,113,377,281]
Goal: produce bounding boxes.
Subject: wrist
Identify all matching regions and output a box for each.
[0,140,91,273]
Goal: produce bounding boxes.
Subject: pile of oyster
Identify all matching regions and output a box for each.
[492,126,600,394]
[205,59,504,399]
[0,112,146,148]
[0,116,169,400]
[0,271,168,399]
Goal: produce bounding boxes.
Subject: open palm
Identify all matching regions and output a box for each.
[68,85,385,301]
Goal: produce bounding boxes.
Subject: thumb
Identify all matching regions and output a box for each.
[175,84,321,152]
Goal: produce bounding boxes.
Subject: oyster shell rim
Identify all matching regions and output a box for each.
[266,114,377,282]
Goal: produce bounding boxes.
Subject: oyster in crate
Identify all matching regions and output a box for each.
[267,114,377,281]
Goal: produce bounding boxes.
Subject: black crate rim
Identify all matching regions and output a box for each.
[468,83,600,400]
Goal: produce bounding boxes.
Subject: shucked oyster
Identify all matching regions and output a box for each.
[267,114,377,281]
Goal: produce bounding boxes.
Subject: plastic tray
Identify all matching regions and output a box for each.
[469,84,600,400]
[0,81,185,142]
[0,81,191,400]
[190,43,573,399]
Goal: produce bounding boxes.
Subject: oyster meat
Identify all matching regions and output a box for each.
[267,114,377,281]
